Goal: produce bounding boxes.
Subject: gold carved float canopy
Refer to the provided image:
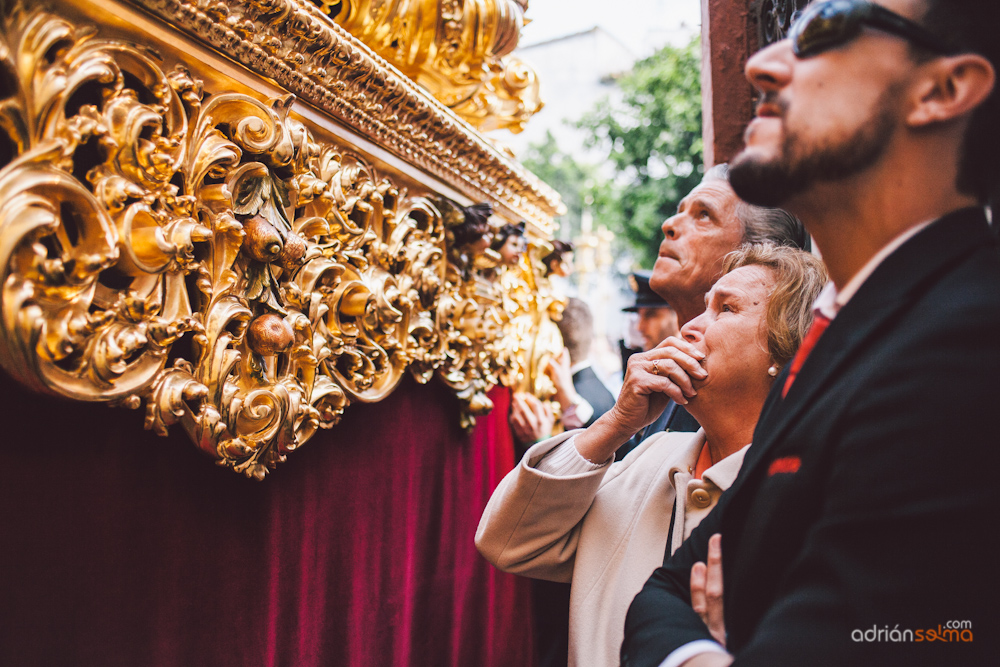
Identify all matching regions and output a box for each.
[0,0,565,479]
[319,0,542,134]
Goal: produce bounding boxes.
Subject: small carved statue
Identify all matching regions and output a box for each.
[441,199,501,277]
[542,239,575,278]
[491,221,527,267]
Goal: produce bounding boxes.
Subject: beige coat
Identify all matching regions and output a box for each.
[475,429,748,667]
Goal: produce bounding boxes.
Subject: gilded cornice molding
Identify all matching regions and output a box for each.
[0,2,566,479]
[317,0,544,135]
[127,0,564,231]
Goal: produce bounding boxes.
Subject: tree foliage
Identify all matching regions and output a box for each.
[577,37,703,267]
[519,130,606,241]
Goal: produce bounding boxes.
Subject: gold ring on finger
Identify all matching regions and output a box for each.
[652,360,660,375]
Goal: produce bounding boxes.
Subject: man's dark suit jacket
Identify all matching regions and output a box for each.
[622,208,999,666]
[616,401,701,461]
[642,401,701,437]
[573,365,616,427]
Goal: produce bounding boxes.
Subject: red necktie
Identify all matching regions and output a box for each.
[782,313,832,398]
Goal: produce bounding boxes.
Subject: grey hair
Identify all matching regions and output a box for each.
[703,164,811,251]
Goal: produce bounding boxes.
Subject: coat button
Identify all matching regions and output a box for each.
[690,488,712,508]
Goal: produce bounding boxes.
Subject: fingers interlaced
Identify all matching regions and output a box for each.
[509,391,556,444]
[510,393,539,439]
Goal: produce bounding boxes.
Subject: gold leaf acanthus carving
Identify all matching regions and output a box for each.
[0,4,564,479]
[124,0,563,232]
[318,0,543,134]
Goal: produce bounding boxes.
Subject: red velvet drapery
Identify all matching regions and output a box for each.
[0,373,534,667]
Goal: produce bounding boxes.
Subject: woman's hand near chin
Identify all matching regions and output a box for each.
[574,336,707,464]
[618,336,706,422]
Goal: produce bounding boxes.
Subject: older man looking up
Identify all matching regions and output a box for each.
[624,1,999,665]
[651,164,809,328]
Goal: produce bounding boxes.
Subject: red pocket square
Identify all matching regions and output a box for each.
[768,456,801,476]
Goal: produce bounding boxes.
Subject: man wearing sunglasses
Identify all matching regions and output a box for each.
[622,1,998,666]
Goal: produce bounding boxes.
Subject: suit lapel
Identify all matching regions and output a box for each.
[738,208,993,483]
[740,373,788,472]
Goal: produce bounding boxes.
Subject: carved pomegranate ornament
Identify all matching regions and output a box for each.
[278,231,307,269]
[246,313,294,355]
[243,215,283,263]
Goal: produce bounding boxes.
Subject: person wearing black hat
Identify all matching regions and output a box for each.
[623,270,681,353]
[618,272,700,458]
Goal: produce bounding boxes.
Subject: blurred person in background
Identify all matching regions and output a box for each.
[508,299,617,451]
[543,240,575,278]
[553,298,617,429]
[624,271,681,353]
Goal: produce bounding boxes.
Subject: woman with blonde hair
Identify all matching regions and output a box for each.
[477,243,827,667]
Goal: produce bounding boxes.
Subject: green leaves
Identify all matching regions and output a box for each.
[577,37,704,267]
[519,38,703,268]
[520,131,604,241]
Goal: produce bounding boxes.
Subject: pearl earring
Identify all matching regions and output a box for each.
[767,365,779,377]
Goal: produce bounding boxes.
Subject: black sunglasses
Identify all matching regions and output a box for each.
[789,0,957,58]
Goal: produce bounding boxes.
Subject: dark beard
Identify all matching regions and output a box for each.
[729,93,898,208]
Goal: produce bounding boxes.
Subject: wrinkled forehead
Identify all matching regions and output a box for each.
[684,178,739,208]
[712,265,774,299]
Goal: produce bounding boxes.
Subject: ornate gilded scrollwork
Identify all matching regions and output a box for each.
[315,0,543,134]
[126,0,562,231]
[493,240,565,401]
[0,3,561,478]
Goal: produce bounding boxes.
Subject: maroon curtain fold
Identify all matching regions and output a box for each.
[0,372,534,667]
